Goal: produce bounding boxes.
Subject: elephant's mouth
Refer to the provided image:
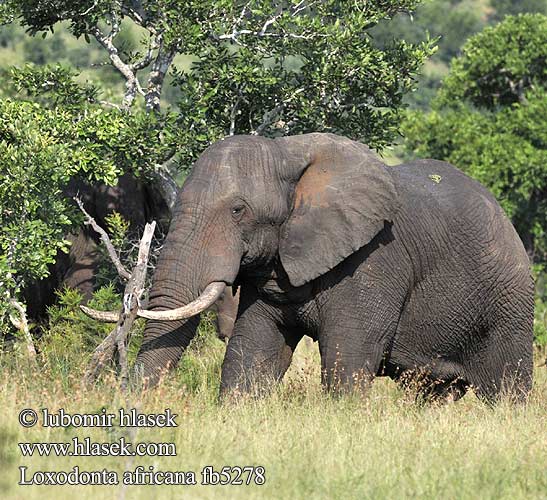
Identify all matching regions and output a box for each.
[80,281,226,322]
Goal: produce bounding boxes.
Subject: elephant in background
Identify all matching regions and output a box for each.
[24,173,170,319]
[117,133,533,402]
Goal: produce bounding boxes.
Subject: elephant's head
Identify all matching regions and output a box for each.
[134,133,399,386]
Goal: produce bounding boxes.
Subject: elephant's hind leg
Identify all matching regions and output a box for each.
[465,324,533,404]
[396,365,469,404]
[417,377,469,403]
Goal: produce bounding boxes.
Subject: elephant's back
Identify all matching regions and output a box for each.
[391,159,500,211]
[391,159,531,284]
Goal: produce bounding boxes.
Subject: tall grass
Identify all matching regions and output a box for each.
[0,308,546,499]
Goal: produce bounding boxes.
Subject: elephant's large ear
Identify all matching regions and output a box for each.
[278,133,399,287]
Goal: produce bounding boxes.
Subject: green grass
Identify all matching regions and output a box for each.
[0,320,546,499]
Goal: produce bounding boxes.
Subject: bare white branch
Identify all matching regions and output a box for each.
[217,29,315,43]
[259,8,283,36]
[82,221,156,390]
[81,0,100,17]
[8,299,36,361]
[252,88,305,135]
[292,0,308,16]
[225,0,251,41]
[216,1,318,44]
[74,196,131,280]
[97,99,123,111]
[89,23,144,109]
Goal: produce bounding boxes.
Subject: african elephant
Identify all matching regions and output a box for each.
[124,133,533,402]
[23,173,170,319]
[23,173,240,341]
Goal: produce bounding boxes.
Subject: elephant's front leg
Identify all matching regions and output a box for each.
[318,288,402,394]
[220,298,302,399]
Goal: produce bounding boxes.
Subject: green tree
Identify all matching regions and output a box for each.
[3,1,434,146]
[372,1,484,65]
[0,87,116,330]
[0,66,175,330]
[370,0,485,110]
[403,14,547,264]
[0,1,435,329]
[490,0,547,22]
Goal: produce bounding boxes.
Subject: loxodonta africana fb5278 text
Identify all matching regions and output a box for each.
[89,133,533,402]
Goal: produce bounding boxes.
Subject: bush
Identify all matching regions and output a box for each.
[39,286,121,386]
[0,65,176,325]
[12,285,223,391]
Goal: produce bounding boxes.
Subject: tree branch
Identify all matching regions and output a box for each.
[96,99,123,111]
[229,95,242,136]
[252,88,304,135]
[74,196,131,280]
[254,103,285,135]
[153,164,179,211]
[81,0,100,17]
[144,41,178,112]
[216,1,318,44]
[131,31,162,71]
[82,221,156,389]
[121,1,154,34]
[89,21,144,109]
[8,299,36,361]
[292,0,309,16]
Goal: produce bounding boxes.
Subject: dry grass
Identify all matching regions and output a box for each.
[0,329,546,500]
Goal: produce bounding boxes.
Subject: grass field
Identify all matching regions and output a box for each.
[1,319,546,500]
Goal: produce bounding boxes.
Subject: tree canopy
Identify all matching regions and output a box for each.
[0,1,435,325]
[404,14,547,265]
[2,0,433,149]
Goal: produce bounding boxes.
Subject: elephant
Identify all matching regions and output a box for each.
[22,173,240,341]
[23,173,170,319]
[112,133,533,402]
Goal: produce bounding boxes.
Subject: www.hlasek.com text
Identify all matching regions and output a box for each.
[19,436,176,457]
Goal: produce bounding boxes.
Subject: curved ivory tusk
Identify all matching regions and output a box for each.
[79,282,226,323]
[80,305,119,323]
[136,281,226,321]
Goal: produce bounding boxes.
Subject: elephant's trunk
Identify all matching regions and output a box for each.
[133,265,201,387]
[133,203,241,388]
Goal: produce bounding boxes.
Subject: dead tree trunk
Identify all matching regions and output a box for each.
[75,197,156,390]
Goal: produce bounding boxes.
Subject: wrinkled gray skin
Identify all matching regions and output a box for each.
[135,133,534,402]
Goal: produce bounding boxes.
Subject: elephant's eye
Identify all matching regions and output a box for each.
[231,205,245,220]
